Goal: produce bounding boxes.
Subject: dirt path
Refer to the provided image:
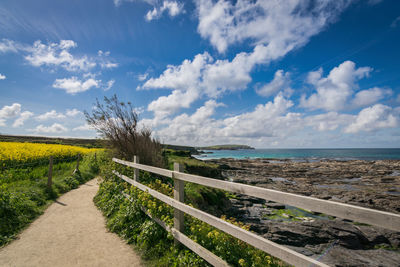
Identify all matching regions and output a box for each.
[0,178,143,267]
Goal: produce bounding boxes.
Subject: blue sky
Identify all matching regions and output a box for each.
[0,0,399,148]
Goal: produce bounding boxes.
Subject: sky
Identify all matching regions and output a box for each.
[0,0,399,148]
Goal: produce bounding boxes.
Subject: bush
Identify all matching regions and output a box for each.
[63,176,79,189]
[0,185,41,245]
[85,95,165,167]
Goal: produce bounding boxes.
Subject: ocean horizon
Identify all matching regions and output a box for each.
[194,148,400,161]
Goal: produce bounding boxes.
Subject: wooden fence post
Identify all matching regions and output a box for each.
[47,156,53,189]
[134,156,139,181]
[94,152,97,161]
[173,162,185,246]
[76,153,80,170]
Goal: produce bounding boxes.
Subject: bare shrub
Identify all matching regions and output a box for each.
[84,95,165,167]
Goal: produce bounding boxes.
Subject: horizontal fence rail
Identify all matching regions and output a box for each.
[113,170,327,267]
[113,158,400,232]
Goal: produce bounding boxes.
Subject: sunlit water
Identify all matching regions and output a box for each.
[194,148,400,161]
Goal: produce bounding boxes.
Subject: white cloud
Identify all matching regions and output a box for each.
[0,73,6,80]
[0,39,117,73]
[138,73,149,81]
[220,93,299,138]
[301,61,372,111]
[0,103,34,128]
[72,124,93,131]
[36,110,66,121]
[133,106,145,115]
[98,50,118,69]
[256,70,290,97]
[25,40,96,72]
[98,50,110,57]
[142,52,211,117]
[368,0,383,5]
[153,100,222,142]
[148,89,200,119]
[153,93,302,145]
[114,0,157,6]
[53,76,100,94]
[0,103,21,119]
[113,0,143,6]
[105,79,115,91]
[345,104,399,133]
[66,108,82,117]
[36,109,81,122]
[196,0,353,53]
[146,1,183,21]
[202,45,270,97]
[114,0,183,21]
[305,112,354,131]
[30,123,68,134]
[13,111,34,127]
[142,45,271,117]
[352,87,392,108]
[391,16,400,28]
[100,62,118,69]
[0,39,18,53]
[142,52,211,91]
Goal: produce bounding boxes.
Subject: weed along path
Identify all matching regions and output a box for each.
[0,178,143,267]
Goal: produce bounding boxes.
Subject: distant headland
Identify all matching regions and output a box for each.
[196,144,255,150]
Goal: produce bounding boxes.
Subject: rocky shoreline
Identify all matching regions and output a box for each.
[209,158,400,266]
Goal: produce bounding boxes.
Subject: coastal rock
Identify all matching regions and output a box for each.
[262,220,370,249]
[217,158,400,266]
[218,158,400,213]
[265,202,285,209]
[320,246,400,267]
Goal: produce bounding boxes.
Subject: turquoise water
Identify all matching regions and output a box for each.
[194,148,400,161]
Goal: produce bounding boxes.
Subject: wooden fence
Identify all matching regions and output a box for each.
[112,157,400,267]
[47,154,81,189]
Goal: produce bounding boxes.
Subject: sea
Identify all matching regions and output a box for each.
[193,148,400,161]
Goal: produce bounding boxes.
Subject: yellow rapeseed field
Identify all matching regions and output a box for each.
[0,142,101,165]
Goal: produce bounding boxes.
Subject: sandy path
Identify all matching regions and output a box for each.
[0,178,143,267]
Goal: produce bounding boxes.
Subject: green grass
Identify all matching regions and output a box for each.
[162,149,229,215]
[262,206,334,222]
[373,244,399,252]
[0,151,106,246]
[164,149,221,178]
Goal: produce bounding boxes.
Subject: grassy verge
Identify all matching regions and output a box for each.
[94,151,285,266]
[0,151,106,246]
[164,149,230,216]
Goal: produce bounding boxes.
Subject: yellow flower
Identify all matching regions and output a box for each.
[0,141,102,166]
